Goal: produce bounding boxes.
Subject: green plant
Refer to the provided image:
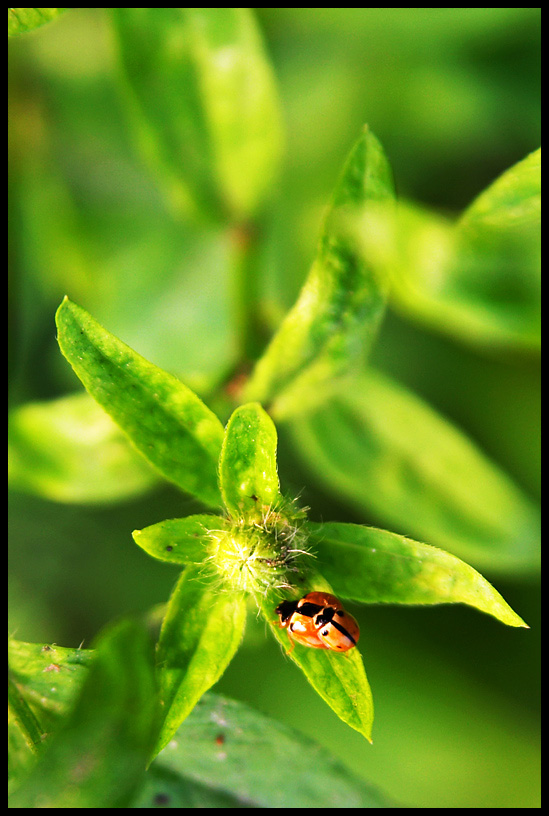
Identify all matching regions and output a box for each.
[9,7,540,809]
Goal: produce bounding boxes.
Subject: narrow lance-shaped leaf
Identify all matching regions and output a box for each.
[55,298,224,508]
[291,368,540,573]
[111,8,283,224]
[8,620,158,809]
[258,583,374,742]
[219,402,280,521]
[308,522,527,627]
[154,566,247,757]
[244,126,395,419]
[133,514,229,566]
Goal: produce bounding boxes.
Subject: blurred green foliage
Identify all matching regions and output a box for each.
[8,8,540,808]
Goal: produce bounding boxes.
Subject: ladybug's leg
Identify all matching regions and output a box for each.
[285,630,296,655]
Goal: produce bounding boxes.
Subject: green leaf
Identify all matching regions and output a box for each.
[155,567,247,757]
[8,620,158,808]
[244,126,396,419]
[291,368,540,573]
[8,393,158,504]
[390,149,541,350]
[133,514,229,565]
[111,8,283,225]
[258,587,374,742]
[307,521,527,627]
[8,8,67,36]
[8,641,93,730]
[8,672,45,791]
[219,402,280,520]
[8,640,94,794]
[141,693,392,808]
[55,298,225,508]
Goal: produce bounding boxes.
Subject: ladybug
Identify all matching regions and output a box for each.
[275,591,359,653]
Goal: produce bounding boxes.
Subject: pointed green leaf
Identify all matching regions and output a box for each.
[219,402,280,520]
[244,126,395,419]
[8,393,158,504]
[155,567,246,757]
[8,8,67,36]
[143,693,392,808]
[55,298,224,508]
[390,149,541,350]
[291,368,540,573]
[307,522,527,627]
[111,8,283,224]
[133,514,229,565]
[8,620,158,809]
[258,587,374,742]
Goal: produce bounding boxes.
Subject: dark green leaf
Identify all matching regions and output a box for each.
[155,567,247,756]
[134,764,254,808]
[143,692,392,808]
[291,368,540,573]
[308,521,527,626]
[8,620,158,808]
[245,126,396,418]
[219,402,280,520]
[111,8,283,224]
[56,298,225,508]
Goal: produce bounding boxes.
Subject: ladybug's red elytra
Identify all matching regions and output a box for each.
[275,591,359,653]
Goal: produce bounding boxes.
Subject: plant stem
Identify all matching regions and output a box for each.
[229,220,265,366]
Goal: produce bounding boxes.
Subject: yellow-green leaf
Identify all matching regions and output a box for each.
[111,8,283,224]
[244,126,395,418]
[308,521,527,627]
[219,403,280,521]
[154,567,247,757]
[55,298,224,508]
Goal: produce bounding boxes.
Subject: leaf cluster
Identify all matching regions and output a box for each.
[8,6,539,809]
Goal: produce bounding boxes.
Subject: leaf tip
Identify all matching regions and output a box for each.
[55,295,73,325]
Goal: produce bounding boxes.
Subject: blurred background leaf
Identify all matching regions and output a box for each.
[290,368,540,574]
[8,8,540,808]
[8,8,68,37]
[9,638,392,809]
[8,392,158,503]
[142,692,392,808]
[9,619,158,808]
[390,150,540,350]
[110,7,283,225]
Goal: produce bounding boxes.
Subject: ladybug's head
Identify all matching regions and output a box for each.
[275,599,299,626]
